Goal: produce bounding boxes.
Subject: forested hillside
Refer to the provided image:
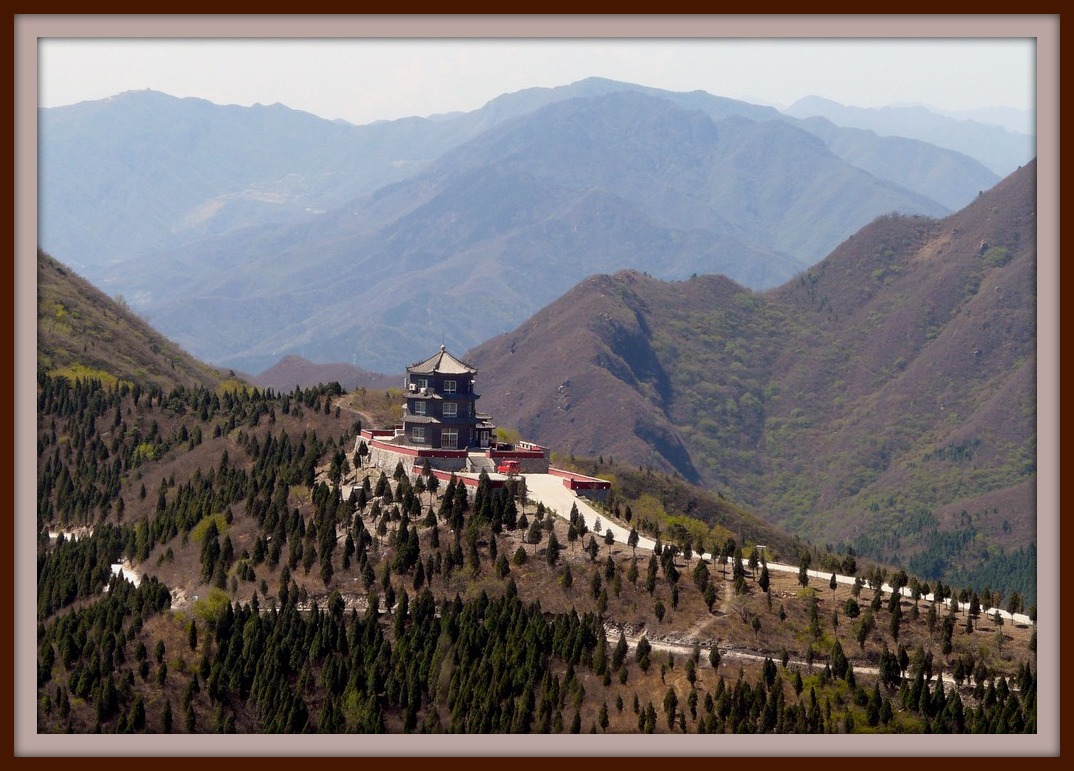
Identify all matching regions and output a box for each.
[34,252,1036,734]
[36,371,1036,734]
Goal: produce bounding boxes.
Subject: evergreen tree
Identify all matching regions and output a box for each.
[708,644,721,671]
[612,633,629,671]
[636,636,652,672]
[526,519,543,554]
[586,535,600,562]
[546,530,562,565]
[758,564,770,594]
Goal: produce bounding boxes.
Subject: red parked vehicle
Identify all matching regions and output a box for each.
[496,460,521,476]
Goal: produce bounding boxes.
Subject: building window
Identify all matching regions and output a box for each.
[441,429,458,449]
[413,401,426,416]
[443,380,456,394]
[443,403,457,418]
[413,427,425,443]
[417,378,428,390]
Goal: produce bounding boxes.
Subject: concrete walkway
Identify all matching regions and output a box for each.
[523,473,657,557]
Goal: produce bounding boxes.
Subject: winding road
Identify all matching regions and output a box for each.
[520,473,1034,627]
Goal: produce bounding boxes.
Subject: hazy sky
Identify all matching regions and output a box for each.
[39,36,1035,128]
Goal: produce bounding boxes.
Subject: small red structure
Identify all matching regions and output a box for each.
[496,460,521,476]
[548,467,612,492]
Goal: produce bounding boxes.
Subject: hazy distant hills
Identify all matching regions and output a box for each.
[38,89,461,273]
[469,160,1036,581]
[39,78,1009,374]
[784,95,1035,178]
[248,354,398,392]
[787,116,1005,212]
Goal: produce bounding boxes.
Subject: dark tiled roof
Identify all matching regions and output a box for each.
[403,415,441,425]
[406,391,443,401]
[407,345,477,376]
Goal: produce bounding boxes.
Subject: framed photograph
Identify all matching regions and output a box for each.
[15,13,1058,758]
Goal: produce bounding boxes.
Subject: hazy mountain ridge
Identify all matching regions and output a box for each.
[41,79,1001,374]
[784,95,1035,177]
[791,115,1003,211]
[81,89,960,373]
[249,354,398,392]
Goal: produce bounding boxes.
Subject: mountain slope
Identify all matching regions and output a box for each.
[36,249,227,392]
[468,161,1037,588]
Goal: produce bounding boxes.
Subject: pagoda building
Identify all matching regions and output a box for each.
[402,345,495,450]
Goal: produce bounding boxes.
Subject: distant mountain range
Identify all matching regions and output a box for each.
[468,160,1037,585]
[247,354,398,393]
[39,78,1009,374]
[784,95,1035,177]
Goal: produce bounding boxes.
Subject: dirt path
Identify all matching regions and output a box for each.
[604,622,965,694]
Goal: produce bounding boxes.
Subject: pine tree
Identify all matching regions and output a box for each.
[636,636,652,672]
[526,519,542,554]
[612,633,629,671]
[663,687,678,729]
[586,535,600,562]
[546,531,562,565]
[709,644,721,671]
